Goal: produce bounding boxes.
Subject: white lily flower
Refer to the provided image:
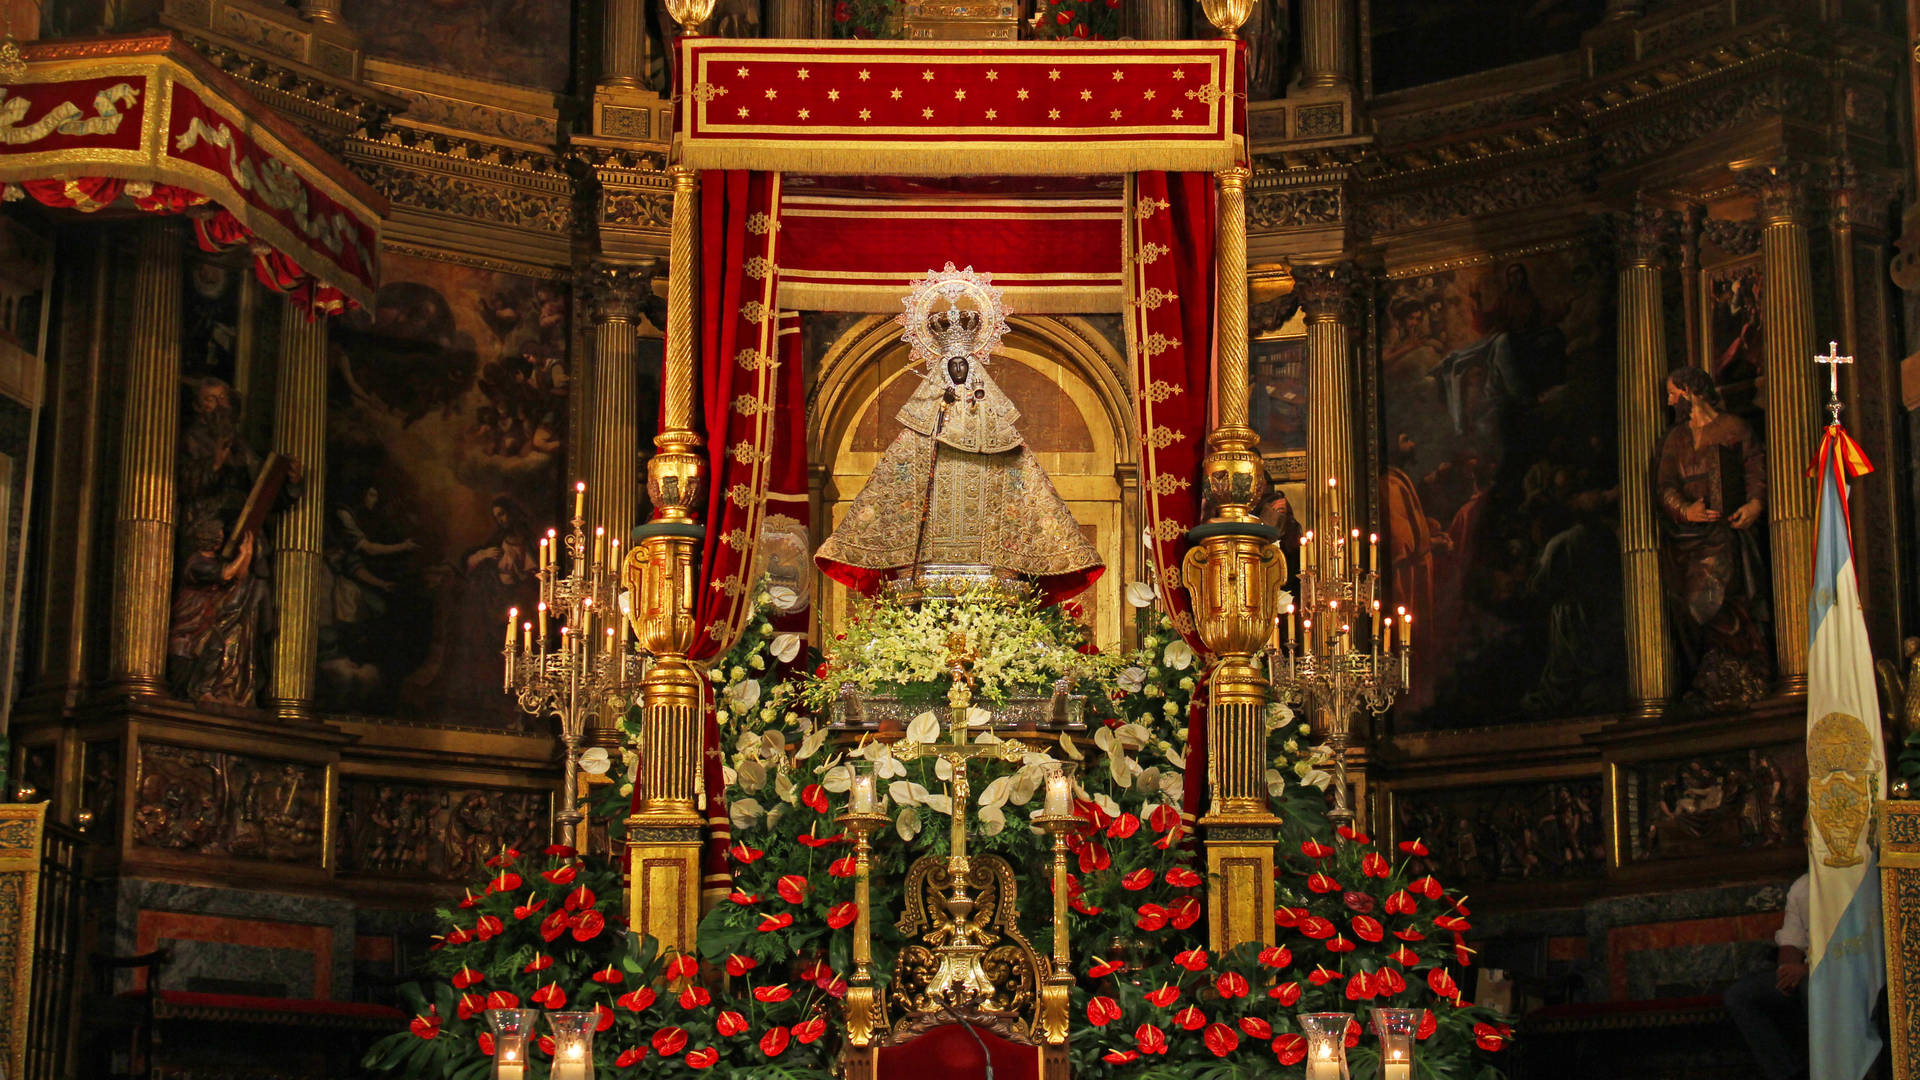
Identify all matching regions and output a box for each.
[735,730,760,754]
[1116,667,1148,693]
[1125,581,1156,608]
[1116,723,1151,751]
[766,803,788,828]
[874,751,906,780]
[1163,640,1196,671]
[1093,792,1121,818]
[721,765,739,786]
[771,632,803,663]
[578,747,611,776]
[759,731,786,760]
[1093,727,1115,754]
[1161,770,1185,799]
[906,711,941,744]
[1301,767,1332,791]
[1009,767,1041,806]
[1266,768,1288,798]
[729,798,764,829]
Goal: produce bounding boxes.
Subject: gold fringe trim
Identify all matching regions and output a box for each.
[778,280,1123,314]
[674,137,1243,178]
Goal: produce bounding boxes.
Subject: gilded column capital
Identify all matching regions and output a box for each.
[587,261,658,324]
[1215,164,1251,190]
[1294,260,1357,324]
[1616,200,1675,269]
[1733,159,1813,226]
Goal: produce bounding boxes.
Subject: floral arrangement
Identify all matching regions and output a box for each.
[1028,0,1121,42]
[831,0,902,39]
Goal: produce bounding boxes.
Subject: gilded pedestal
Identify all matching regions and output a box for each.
[1880,799,1920,1080]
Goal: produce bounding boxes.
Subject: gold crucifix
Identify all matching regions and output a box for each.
[1816,340,1854,397]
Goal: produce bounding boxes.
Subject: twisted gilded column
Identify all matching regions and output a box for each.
[109,220,184,695]
[1297,261,1357,574]
[600,0,647,88]
[1183,167,1286,952]
[1615,203,1673,719]
[1297,0,1354,90]
[267,309,328,723]
[1739,161,1819,693]
[625,165,705,960]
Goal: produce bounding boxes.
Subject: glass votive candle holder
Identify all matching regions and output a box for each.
[547,1010,599,1080]
[1371,1007,1425,1080]
[485,1008,539,1080]
[1299,1011,1353,1080]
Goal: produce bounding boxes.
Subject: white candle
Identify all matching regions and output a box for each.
[573,481,586,521]
[552,1062,589,1080]
[496,1049,526,1080]
[1045,773,1071,817]
[1382,1053,1410,1080]
[851,774,875,814]
[505,607,518,648]
[594,526,605,568]
[538,601,549,641]
[1306,1047,1341,1080]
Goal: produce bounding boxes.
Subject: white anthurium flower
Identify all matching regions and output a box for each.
[1116,723,1152,751]
[1109,748,1132,788]
[1093,726,1115,754]
[1092,791,1122,818]
[895,806,922,841]
[773,771,797,803]
[736,730,761,754]
[721,765,739,787]
[760,731,787,761]
[1125,581,1156,608]
[906,711,942,744]
[922,793,953,816]
[729,797,764,830]
[768,584,801,612]
[728,678,762,710]
[1116,667,1148,694]
[978,775,1013,808]
[1139,766,1161,793]
[934,757,953,782]
[974,730,1004,745]
[978,804,1007,836]
[1161,771,1186,800]
[1020,752,1052,768]
[796,728,827,762]
[770,633,803,664]
[1301,766,1332,791]
[1009,767,1041,806]
[1058,731,1083,761]
[967,707,993,728]
[821,763,853,793]
[579,747,611,776]
[737,758,767,790]
[1266,768,1288,798]
[1163,640,1196,671]
[767,803,788,829]
[873,751,906,780]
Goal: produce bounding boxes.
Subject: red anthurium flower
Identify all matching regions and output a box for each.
[537,1037,556,1057]
[485,849,519,869]
[761,1027,790,1057]
[728,891,759,905]
[1072,897,1105,916]
[828,855,857,877]
[1345,971,1375,1001]
[653,1027,689,1056]
[685,1047,720,1069]
[1274,905,1305,928]
[1088,957,1126,978]
[1336,825,1372,844]
[666,955,700,981]
[541,863,579,886]
[794,831,845,849]
[1346,1018,1363,1047]
[1087,996,1122,1026]
[1103,1050,1141,1064]
[777,875,810,904]
[1416,1010,1438,1040]
[1258,945,1292,969]
[1239,1016,1273,1041]
[456,993,486,1021]
[725,954,758,976]
[1165,866,1202,888]
[543,844,577,857]
[595,1003,615,1033]
[1376,967,1408,995]
[1135,904,1169,931]
[1362,852,1391,878]
[1148,804,1181,832]
[679,986,711,1009]
[410,1012,440,1040]
[1173,947,1210,972]
[513,896,547,920]
[1399,838,1430,856]
[728,842,764,863]
[1153,825,1183,851]
[793,1017,828,1044]
[1384,889,1416,915]
[457,889,478,910]
[437,928,467,945]
[616,1048,648,1067]
[1300,839,1334,858]
[564,884,597,911]
[798,958,832,983]
[1306,872,1342,893]
[753,984,794,1003]
[1343,890,1378,915]
[1136,1023,1169,1054]
[1298,916,1335,940]
[1474,1022,1511,1051]
[451,966,483,989]
[758,912,795,932]
[1272,1033,1306,1065]
[1121,868,1156,891]
[1428,967,1459,999]
[1107,812,1140,839]
[1308,966,1340,986]
[1269,981,1302,1005]
[716,1010,748,1037]
[485,991,520,1011]
[826,901,859,929]
[1350,915,1384,942]
[801,783,829,812]
[1386,945,1420,968]
[1327,933,1357,954]
[618,987,657,1011]
[532,982,568,1010]
[1394,925,1428,942]
[1078,842,1112,874]
[1173,1006,1208,1032]
[522,953,554,974]
[571,909,606,942]
[1456,937,1476,968]
[1168,896,1202,930]
[1410,874,1444,899]
[591,965,624,984]
[1144,984,1180,1007]
[538,909,571,943]
[1215,971,1251,999]
[1433,913,1471,933]
[1448,895,1472,917]
[478,1032,495,1056]
[488,871,521,893]
[1204,1023,1241,1057]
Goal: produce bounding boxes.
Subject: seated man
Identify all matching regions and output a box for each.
[1724,873,1809,1080]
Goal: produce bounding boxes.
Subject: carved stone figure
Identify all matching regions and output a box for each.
[1656,366,1770,706]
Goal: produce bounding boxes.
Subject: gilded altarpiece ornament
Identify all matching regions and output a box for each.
[335,778,550,881]
[1878,801,1920,1080]
[131,742,325,863]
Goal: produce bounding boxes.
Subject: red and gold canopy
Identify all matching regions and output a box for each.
[0,32,384,313]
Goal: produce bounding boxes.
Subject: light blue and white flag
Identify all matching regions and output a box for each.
[1805,420,1887,1080]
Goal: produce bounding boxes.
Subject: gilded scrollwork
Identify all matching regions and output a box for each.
[890,854,1041,1034]
[1249,185,1343,231]
[356,161,574,234]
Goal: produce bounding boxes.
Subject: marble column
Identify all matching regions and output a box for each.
[1614,202,1673,719]
[1297,0,1354,90]
[109,220,184,696]
[1740,161,1819,693]
[268,308,328,723]
[1296,261,1357,569]
[601,0,648,89]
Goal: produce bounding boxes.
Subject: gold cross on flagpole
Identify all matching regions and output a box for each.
[1816,340,1854,423]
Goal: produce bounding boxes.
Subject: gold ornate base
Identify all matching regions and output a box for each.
[1201,809,1282,951]
[626,816,703,958]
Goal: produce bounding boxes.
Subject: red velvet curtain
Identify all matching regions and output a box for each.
[1127,171,1216,820]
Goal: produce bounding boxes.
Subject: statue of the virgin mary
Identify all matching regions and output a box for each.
[815,265,1103,605]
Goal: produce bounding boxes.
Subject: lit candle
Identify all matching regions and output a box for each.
[505,607,518,648]
[522,621,532,653]
[606,626,616,657]
[851,773,876,814]
[537,601,549,641]
[1368,532,1378,576]
[1045,772,1071,817]
[1340,623,1351,654]
[1402,612,1413,649]
[1382,1053,1410,1080]
[496,1050,526,1080]
[594,526,606,568]
[1383,617,1393,653]
[552,1048,589,1080]
[1286,604,1296,647]
[609,538,620,573]
[1306,1045,1341,1080]
[539,535,549,569]
[573,481,586,521]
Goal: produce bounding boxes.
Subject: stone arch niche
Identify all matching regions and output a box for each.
[808,315,1139,649]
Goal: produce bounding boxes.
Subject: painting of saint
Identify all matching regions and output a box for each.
[1379,249,1623,728]
[322,254,568,728]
